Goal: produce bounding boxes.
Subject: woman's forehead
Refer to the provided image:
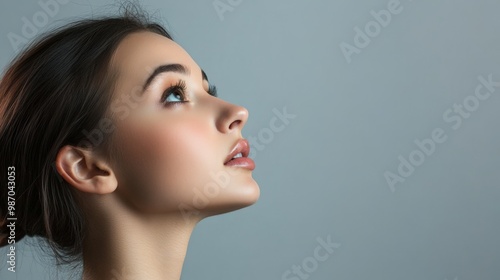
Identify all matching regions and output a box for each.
[111,31,199,81]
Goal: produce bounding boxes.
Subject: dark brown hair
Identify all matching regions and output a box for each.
[0,3,172,266]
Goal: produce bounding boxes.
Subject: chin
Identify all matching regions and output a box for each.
[234,181,260,207]
[200,181,260,218]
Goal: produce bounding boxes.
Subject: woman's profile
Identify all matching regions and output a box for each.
[0,3,259,279]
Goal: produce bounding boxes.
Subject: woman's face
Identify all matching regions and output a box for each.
[105,31,259,219]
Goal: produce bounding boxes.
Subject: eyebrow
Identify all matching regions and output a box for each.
[141,63,210,93]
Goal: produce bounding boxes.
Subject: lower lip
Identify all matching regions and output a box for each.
[224,157,255,170]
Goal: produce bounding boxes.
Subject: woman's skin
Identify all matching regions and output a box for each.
[55,31,260,280]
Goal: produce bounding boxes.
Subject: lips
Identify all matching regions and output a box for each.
[224,139,255,170]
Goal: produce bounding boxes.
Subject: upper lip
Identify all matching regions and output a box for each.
[224,138,250,164]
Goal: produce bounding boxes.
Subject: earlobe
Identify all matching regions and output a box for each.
[55,145,118,195]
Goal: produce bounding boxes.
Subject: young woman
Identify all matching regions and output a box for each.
[0,5,259,279]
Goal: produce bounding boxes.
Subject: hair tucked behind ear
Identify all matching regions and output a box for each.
[0,2,172,266]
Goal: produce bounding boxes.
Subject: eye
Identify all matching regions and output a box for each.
[163,91,183,103]
[161,80,188,106]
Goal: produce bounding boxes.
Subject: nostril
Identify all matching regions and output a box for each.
[229,119,242,130]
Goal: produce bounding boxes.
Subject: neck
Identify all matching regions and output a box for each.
[81,199,200,280]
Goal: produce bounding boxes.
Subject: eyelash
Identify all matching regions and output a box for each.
[161,80,218,107]
[208,84,218,97]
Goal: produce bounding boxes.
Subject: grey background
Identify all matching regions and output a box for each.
[1,0,499,279]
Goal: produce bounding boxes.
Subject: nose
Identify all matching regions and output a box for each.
[216,101,249,134]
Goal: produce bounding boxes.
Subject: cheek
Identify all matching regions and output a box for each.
[113,116,216,210]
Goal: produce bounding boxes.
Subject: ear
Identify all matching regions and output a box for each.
[55,145,117,194]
